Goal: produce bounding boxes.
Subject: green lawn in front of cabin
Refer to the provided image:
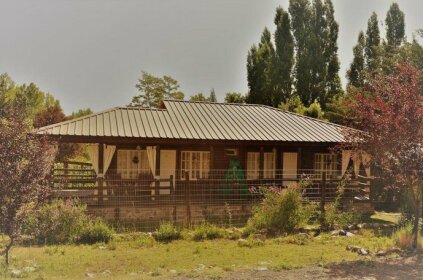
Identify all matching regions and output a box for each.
[1,230,395,280]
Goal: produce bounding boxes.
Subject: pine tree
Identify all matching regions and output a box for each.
[347,31,366,88]
[365,12,381,73]
[289,0,313,106]
[386,3,405,48]
[273,6,294,106]
[246,45,259,103]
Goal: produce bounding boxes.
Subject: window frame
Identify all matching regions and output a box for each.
[180,151,210,180]
[117,149,149,179]
[314,153,338,179]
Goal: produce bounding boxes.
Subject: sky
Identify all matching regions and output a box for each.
[1,0,422,114]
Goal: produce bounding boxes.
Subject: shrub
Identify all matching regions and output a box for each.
[191,223,225,241]
[325,203,360,229]
[393,223,422,249]
[153,222,181,243]
[246,188,313,235]
[24,199,88,244]
[77,219,114,244]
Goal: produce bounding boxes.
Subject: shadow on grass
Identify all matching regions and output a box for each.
[327,255,423,280]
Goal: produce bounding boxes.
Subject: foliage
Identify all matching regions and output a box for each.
[77,220,114,244]
[224,92,245,103]
[189,90,217,102]
[191,223,225,241]
[153,222,181,243]
[33,101,66,128]
[344,64,423,248]
[68,108,93,119]
[130,71,184,108]
[347,32,366,88]
[24,200,89,245]
[209,88,217,102]
[365,12,381,73]
[393,223,422,249]
[0,112,56,265]
[279,97,326,121]
[246,188,314,235]
[385,3,405,48]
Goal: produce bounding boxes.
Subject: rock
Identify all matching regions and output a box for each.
[10,269,22,278]
[98,246,107,250]
[237,238,248,246]
[85,272,95,278]
[359,248,369,255]
[375,248,401,257]
[346,245,362,253]
[346,232,355,237]
[258,261,271,266]
[102,270,111,275]
[254,267,269,271]
[169,269,177,274]
[194,264,206,272]
[23,266,36,272]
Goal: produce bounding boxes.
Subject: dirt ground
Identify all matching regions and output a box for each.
[176,254,423,280]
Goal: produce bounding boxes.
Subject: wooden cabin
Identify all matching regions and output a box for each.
[36,100,371,229]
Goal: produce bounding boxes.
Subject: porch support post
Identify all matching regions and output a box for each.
[155,145,161,201]
[209,146,214,179]
[259,147,264,180]
[297,147,302,173]
[98,143,104,205]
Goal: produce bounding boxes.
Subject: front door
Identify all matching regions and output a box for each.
[160,150,176,194]
[283,152,298,186]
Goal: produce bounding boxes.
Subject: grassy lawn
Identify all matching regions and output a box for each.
[1,231,395,279]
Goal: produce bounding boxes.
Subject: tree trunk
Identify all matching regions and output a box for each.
[2,238,13,267]
[412,184,422,249]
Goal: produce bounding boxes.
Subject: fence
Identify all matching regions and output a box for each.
[51,166,372,230]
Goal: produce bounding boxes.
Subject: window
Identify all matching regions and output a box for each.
[263,152,276,179]
[314,153,338,179]
[181,151,210,180]
[117,149,149,179]
[246,152,260,180]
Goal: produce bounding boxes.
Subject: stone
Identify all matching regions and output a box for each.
[169,269,177,274]
[102,270,111,275]
[10,269,22,278]
[98,246,107,250]
[254,267,269,271]
[85,272,96,278]
[359,248,369,255]
[23,266,36,272]
[237,239,248,246]
[346,232,355,237]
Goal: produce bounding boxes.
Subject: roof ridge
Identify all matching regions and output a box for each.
[163,99,259,107]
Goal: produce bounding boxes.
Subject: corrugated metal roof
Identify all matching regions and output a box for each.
[36,100,346,143]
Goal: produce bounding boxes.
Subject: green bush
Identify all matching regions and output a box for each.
[325,203,360,229]
[24,199,88,244]
[246,188,313,235]
[77,219,114,244]
[153,222,181,243]
[191,223,225,241]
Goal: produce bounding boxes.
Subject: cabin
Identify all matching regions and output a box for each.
[36,100,372,229]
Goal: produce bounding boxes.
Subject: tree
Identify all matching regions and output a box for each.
[386,2,405,48]
[189,93,208,102]
[69,108,93,119]
[273,6,294,106]
[344,64,423,248]
[365,12,381,73]
[323,0,342,104]
[130,71,184,108]
[347,31,366,88]
[246,28,275,106]
[209,88,217,102]
[224,92,245,103]
[0,112,56,265]
[289,0,313,105]
[33,101,66,128]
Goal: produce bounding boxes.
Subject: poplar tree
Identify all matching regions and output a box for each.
[365,12,381,73]
[386,2,405,48]
[273,6,294,106]
[289,0,313,106]
[347,31,366,88]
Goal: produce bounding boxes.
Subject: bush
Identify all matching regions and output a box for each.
[77,219,114,244]
[24,199,88,244]
[191,223,225,241]
[325,203,360,229]
[393,223,422,249]
[153,222,181,243]
[246,188,313,235]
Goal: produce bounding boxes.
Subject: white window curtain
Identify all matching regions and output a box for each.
[146,146,157,177]
[341,150,352,175]
[87,144,99,175]
[87,144,116,176]
[104,145,116,175]
[362,153,371,177]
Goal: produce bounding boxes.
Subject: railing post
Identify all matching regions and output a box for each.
[98,144,104,206]
[171,175,177,224]
[320,172,327,230]
[185,171,191,226]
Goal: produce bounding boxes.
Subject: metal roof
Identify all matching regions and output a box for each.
[36,100,346,143]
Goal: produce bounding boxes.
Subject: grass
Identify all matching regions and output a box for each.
[0,231,396,279]
[369,211,401,225]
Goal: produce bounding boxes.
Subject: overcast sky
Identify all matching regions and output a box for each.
[1,0,422,114]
